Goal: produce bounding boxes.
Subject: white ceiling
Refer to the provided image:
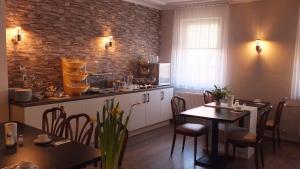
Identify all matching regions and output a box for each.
[123,0,263,9]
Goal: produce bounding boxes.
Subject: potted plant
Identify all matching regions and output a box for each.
[211,85,230,105]
[96,99,139,169]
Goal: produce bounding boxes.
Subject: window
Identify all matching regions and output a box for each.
[171,5,228,91]
[291,6,300,99]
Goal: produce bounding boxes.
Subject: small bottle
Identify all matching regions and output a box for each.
[18,135,24,146]
[234,100,239,107]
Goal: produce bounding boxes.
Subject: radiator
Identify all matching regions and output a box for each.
[175,91,204,110]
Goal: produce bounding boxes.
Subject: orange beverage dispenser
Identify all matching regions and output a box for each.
[61,57,90,96]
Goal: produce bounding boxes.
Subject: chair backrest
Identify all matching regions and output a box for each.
[171,96,186,127]
[257,106,272,140]
[95,122,128,168]
[203,90,214,104]
[42,106,66,137]
[65,113,94,145]
[274,97,288,126]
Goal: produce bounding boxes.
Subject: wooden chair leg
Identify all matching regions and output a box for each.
[272,129,276,152]
[233,145,236,159]
[225,141,229,161]
[255,146,259,169]
[205,132,209,154]
[93,160,98,167]
[182,136,186,152]
[260,143,264,168]
[277,127,281,148]
[170,133,177,157]
[194,137,198,162]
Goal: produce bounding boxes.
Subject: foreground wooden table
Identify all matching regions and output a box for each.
[180,106,250,168]
[0,123,101,169]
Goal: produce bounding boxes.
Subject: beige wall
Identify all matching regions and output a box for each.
[0,0,9,122]
[228,0,298,102]
[161,0,300,141]
[160,10,174,63]
[228,0,300,142]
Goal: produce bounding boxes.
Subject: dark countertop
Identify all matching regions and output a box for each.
[11,86,173,107]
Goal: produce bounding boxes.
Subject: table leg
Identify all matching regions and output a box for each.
[211,120,219,165]
[195,120,220,168]
[239,117,245,127]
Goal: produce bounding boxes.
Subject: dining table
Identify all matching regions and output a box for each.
[205,100,271,132]
[180,106,250,168]
[0,122,101,169]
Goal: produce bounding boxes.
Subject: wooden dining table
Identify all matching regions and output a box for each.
[180,106,250,168]
[0,123,101,169]
[205,100,271,127]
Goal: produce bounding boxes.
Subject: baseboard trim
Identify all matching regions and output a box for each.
[129,121,170,137]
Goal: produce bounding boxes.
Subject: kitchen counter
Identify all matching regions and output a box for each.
[10,86,173,107]
[10,86,174,133]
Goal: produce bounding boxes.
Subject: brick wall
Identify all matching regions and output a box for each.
[5,0,161,91]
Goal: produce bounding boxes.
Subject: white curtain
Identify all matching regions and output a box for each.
[171,5,229,91]
[291,4,300,100]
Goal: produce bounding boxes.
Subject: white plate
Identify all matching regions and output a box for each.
[253,99,261,103]
[34,138,52,145]
[16,166,38,169]
[15,161,38,169]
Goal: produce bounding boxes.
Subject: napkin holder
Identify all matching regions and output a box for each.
[4,122,17,146]
[227,95,234,107]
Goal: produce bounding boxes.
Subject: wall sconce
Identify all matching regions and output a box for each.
[105,36,113,49]
[256,39,262,53]
[13,26,22,42]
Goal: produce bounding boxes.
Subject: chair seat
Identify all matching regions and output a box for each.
[257,119,276,131]
[219,123,226,131]
[226,126,247,133]
[176,123,207,136]
[266,120,275,128]
[227,128,257,145]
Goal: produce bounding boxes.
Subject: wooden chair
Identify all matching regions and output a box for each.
[265,97,287,152]
[203,90,214,104]
[225,106,272,169]
[65,113,94,145]
[42,106,66,137]
[170,96,209,163]
[94,122,129,168]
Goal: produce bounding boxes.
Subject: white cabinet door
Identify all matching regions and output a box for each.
[146,90,162,126]
[59,97,111,122]
[160,88,174,121]
[58,100,86,116]
[84,97,108,122]
[24,103,59,130]
[115,92,146,131]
